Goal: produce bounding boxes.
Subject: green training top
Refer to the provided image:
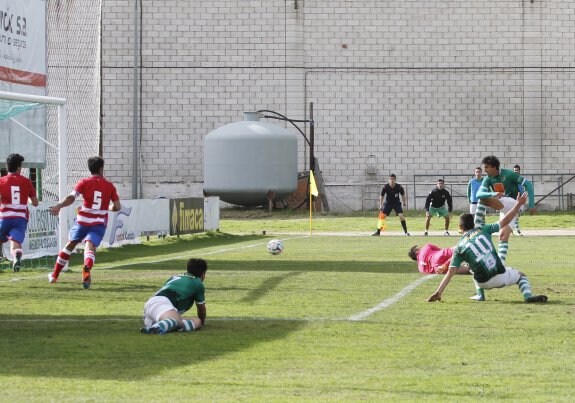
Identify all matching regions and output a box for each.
[450,223,506,283]
[476,168,535,208]
[155,272,206,314]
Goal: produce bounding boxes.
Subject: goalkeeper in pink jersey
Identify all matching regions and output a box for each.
[48,156,121,289]
[408,244,470,275]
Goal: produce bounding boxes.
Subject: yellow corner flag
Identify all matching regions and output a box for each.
[309,170,319,235]
[310,170,319,197]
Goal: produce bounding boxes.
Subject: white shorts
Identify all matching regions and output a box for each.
[475,267,522,290]
[498,197,519,228]
[470,203,478,214]
[143,295,177,327]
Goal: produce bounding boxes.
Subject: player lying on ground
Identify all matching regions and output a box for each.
[141,258,207,335]
[428,192,547,304]
[408,244,469,275]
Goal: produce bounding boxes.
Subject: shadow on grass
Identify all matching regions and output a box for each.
[72,232,266,267]
[0,314,306,381]
[109,259,417,274]
[210,260,416,274]
[239,271,305,303]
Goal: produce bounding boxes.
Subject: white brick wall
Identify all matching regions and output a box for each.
[98,0,575,209]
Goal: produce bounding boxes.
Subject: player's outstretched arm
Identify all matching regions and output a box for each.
[49,194,76,216]
[428,267,457,302]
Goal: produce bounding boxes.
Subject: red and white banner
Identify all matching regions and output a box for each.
[0,0,46,88]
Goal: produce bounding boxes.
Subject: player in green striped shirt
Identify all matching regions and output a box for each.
[141,258,207,334]
[427,192,547,304]
[474,155,535,265]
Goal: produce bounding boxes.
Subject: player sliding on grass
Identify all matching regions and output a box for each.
[428,192,547,304]
[0,154,39,272]
[408,243,469,275]
[48,156,121,289]
[141,258,207,335]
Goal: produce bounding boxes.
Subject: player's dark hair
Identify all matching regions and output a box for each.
[6,153,24,173]
[481,155,500,170]
[475,167,481,171]
[408,245,419,261]
[459,213,475,231]
[187,258,208,277]
[87,156,105,174]
[389,174,396,178]
[437,178,444,183]
[513,164,521,171]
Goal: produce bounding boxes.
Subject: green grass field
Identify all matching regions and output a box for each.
[0,212,574,401]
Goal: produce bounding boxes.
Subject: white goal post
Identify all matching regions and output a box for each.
[0,90,68,252]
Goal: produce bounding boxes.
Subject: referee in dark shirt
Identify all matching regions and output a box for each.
[424,178,453,236]
[372,174,410,236]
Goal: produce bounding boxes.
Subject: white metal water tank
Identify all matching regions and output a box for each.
[203,112,298,206]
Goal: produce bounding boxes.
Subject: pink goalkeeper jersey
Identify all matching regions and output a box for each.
[417,244,454,274]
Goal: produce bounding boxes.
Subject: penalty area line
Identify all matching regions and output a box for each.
[0,316,344,323]
[348,275,436,321]
[104,235,310,268]
[0,236,310,283]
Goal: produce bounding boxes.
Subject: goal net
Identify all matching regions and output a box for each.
[0,0,102,271]
[0,91,68,270]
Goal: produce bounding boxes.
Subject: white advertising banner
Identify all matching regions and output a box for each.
[2,199,171,260]
[66,199,171,249]
[0,0,46,88]
[2,198,219,260]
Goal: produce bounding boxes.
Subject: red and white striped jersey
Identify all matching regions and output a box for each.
[0,173,37,221]
[73,175,120,226]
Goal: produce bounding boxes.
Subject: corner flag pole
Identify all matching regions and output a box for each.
[309,170,319,235]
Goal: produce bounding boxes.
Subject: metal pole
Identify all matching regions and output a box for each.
[309,102,314,172]
[58,104,68,251]
[132,0,140,199]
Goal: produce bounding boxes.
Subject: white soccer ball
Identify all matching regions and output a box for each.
[267,239,284,255]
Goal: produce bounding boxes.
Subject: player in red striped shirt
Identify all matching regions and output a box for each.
[48,156,121,288]
[0,154,39,272]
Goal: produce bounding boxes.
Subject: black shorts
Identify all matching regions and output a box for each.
[381,201,403,216]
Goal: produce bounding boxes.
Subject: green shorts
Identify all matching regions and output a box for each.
[429,206,449,217]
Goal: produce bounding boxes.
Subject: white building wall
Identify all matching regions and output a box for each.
[100,0,575,210]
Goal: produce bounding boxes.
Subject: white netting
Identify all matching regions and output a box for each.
[0,1,102,270]
[46,0,102,195]
[0,95,64,269]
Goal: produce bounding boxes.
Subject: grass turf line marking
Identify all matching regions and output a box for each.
[348,275,436,321]
[0,236,309,283]
[0,274,47,283]
[104,235,309,268]
[0,316,344,323]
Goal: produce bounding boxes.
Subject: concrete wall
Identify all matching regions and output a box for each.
[100,0,575,210]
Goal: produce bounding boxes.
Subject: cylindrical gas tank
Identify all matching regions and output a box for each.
[203,112,298,206]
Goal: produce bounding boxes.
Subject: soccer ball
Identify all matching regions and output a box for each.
[267,239,284,255]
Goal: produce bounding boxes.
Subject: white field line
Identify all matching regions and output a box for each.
[107,235,309,267]
[2,235,432,323]
[0,236,309,284]
[0,316,343,323]
[0,273,47,283]
[348,275,436,321]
